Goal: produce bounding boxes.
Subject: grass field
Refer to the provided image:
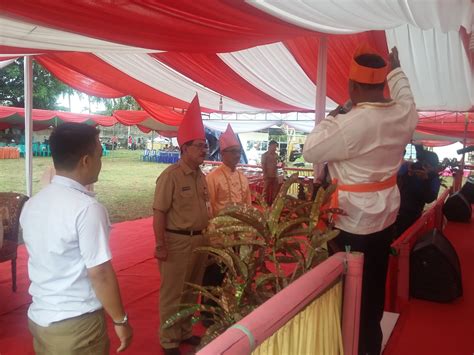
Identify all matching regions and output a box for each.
[0,150,168,223]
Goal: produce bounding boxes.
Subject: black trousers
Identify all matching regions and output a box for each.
[333,225,395,355]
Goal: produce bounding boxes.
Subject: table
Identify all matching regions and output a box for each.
[0,147,20,159]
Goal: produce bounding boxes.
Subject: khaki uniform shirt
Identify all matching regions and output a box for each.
[261,151,278,178]
[153,160,210,231]
[206,164,252,216]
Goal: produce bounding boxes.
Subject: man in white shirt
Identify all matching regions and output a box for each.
[20,123,132,354]
[303,46,418,355]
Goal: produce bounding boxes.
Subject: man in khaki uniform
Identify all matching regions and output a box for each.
[153,95,210,355]
[261,140,279,204]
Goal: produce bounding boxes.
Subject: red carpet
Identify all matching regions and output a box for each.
[384,213,474,355]
[0,217,203,354]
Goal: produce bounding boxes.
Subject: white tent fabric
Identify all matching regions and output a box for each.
[248,0,472,33]
[97,53,258,112]
[219,42,338,110]
[203,120,278,133]
[0,59,14,69]
[0,16,158,53]
[0,2,472,114]
[386,25,473,111]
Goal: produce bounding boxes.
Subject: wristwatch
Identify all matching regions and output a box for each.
[113,313,128,326]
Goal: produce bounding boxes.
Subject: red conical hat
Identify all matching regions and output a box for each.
[177,94,205,146]
[219,124,239,151]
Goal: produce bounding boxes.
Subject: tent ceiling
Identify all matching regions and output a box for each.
[0,1,473,126]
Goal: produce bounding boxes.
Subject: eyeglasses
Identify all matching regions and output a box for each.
[190,143,209,150]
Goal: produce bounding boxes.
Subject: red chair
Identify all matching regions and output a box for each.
[0,193,29,292]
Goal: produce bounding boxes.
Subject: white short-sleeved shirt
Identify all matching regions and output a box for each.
[20,175,112,326]
[303,68,419,235]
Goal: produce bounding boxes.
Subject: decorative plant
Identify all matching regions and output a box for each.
[163,174,342,346]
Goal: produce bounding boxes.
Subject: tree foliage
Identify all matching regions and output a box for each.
[0,58,71,110]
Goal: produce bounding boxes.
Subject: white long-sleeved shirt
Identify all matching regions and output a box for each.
[303,68,419,234]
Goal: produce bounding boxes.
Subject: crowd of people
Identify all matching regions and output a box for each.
[18,44,439,355]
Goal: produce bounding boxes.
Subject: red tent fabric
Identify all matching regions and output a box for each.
[0,1,313,52]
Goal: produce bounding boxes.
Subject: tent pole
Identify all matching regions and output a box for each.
[315,35,328,124]
[313,35,328,178]
[459,112,469,186]
[24,56,33,197]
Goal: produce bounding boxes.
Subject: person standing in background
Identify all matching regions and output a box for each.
[261,140,279,205]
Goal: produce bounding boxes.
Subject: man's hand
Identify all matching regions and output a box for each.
[115,324,133,352]
[155,244,168,261]
[389,46,400,71]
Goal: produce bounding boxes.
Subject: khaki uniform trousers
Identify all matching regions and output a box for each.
[159,233,208,349]
[28,309,109,355]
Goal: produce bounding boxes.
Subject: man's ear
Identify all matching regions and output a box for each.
[79,154,90,168]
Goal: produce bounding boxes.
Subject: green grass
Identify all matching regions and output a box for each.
[0,150,168,223]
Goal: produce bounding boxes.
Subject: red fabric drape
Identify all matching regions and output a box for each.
[1,1,313,52]
[36,56,124,98]
[135,100,186,126]
[39,53,190,108]
[0,106,116,126]
[416,122,474,139]
[284,31,389,105]
[152,52,301,112]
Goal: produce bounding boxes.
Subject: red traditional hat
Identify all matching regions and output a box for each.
[219,124,239,151]
[177,94,205,146]
[348,43,387,84]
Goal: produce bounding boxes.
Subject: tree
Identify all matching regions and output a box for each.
[90,95,141,116]
[0,58,71,109]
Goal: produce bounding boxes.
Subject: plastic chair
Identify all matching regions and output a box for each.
[32,142,40,156]
[150,149,157,162]
[17,144,25,158]
[39,144,49,157]
[142,149,150,161]
[101,144,110,157]
[0,193,29,292]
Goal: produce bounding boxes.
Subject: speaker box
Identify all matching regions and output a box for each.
[442,192,472,222]
[460,176,474,204]
[410,229,463,303]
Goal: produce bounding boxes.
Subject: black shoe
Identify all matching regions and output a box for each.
[181,336,201,346]
[162,347,180,355]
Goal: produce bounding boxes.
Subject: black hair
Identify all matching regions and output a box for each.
[353,54,386,90]
[269,140,278,146]
[49,123,100,171]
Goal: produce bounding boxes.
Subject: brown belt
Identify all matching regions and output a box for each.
[165,228,202,236]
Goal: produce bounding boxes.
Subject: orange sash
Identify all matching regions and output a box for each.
[330,175,397,216]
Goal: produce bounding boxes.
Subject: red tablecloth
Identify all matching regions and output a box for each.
[0,147,20,159]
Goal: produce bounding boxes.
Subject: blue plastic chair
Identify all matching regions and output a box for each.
[142,149,150,161]
[101,144,110,157]
[18,144,25,157]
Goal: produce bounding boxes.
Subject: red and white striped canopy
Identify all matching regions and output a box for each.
[0,0,473,126]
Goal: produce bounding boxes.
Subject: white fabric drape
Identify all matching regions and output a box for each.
[203,120,278,133]
[0,16,159,53]
[247,0,472,33]
[0,59,15,69]
[219,42,337,110]
[97,53,259,113]
[386,25,473,111]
